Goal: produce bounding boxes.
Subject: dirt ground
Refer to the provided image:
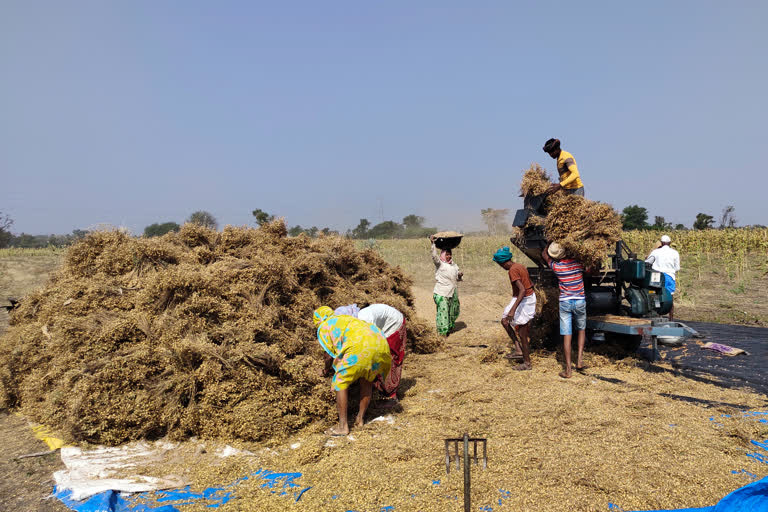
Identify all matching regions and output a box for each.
[1,252,767,511]
[0,413,67,511]
[0,254,68,511]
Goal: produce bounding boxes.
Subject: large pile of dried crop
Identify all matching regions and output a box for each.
[0,221,441,445]
[519,164,622,269]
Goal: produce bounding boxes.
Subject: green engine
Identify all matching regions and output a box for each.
[618,258,673,316]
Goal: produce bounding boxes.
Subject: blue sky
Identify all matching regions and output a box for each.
[1,1,766,235]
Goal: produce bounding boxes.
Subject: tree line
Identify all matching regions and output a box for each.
[618,204,764,230]
[1,204,763,249]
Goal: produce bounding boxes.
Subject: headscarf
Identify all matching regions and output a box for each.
[334,304,360,317]
[313,306,334,327]
[492,246,513,263]
[440,249,451,263]
[543,138,560,153]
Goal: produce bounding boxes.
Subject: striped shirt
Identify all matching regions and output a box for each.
[550,259,585,301]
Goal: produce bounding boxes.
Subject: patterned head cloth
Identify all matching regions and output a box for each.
[313,306,334,327]
[492,246,513,263]
[334,304,360,317]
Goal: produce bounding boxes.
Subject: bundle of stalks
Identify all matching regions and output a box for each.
[518,163,623,270]
[0,220,441,445]
[545,194,622,269]
[529,285,560,347]
[520,164,551,196]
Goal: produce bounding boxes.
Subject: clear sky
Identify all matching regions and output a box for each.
[2,1,766,235]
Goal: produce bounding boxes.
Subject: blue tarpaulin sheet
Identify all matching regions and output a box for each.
[614,475,768,512]
[54,468,311,512]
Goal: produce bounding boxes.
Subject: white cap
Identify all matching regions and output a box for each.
[660,235,671,243]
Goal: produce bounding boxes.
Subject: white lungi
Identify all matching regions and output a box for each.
[501,294,537,326]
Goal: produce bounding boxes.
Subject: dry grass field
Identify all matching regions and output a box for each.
[0,230,766,512]
[367,230,768,327]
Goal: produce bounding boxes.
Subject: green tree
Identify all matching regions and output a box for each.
[251,208,274,227]
[351,219,371,239]
[621,205,649,230]
[187,211,218,230]
[144,222,181,237]
[401,214,434,238]
[674,223,686,230]
[402,214,425,229]
[288,225,305,237]
[650,216,672,231]
[306,226,319,237]
[693,213,714,230]
[368,221,403,239]
[0,212,13,248]
[320,227,339,236]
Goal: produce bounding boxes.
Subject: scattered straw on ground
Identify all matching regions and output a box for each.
[125,298,768,511]
[0,220,441,445]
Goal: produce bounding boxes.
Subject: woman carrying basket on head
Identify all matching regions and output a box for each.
[429,234,462,336]
[314,306,392,436]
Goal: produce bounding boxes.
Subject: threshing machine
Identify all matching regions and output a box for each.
[511,193,699,357]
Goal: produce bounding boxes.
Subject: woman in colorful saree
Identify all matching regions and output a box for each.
[313,306,392,436]
[429,235,462,336]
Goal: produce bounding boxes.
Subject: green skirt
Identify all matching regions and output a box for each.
[433,290,460,336]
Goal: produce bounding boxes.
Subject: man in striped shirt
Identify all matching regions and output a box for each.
[542,242,587,379]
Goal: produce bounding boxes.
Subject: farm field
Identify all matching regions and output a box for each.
[367,230,768,327]
[0,230,766,512]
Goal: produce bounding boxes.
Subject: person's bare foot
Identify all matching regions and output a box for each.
[354,417,365,428]
[558,371,572,379]
[325,425,349,436]
[512,362,532,371]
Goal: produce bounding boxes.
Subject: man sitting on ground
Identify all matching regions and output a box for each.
[493,246,537,370]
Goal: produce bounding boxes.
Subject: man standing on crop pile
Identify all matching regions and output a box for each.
[542,242,587,378]
[646,235,681,320]
[543,138,585,197]
[493,246,537,370]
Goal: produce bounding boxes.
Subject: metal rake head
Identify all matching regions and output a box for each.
[444,433,487,474]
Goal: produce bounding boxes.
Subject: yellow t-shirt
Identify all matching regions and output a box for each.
[556,150,584,189]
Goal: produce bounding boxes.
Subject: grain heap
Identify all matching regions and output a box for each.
[0,221,441,445]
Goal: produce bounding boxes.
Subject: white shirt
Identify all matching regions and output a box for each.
[431,244,460,297]
[645,245,680,280]
[358,304,404,338]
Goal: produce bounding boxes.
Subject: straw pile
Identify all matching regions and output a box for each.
[529,284,561,347]
[519,164,622,269]
[0,220,441,445]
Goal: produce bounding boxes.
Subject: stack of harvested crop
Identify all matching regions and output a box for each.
[0,220,441,445]
[512,165,622,346]
[519,164,622,269]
